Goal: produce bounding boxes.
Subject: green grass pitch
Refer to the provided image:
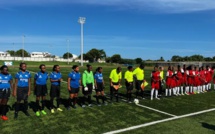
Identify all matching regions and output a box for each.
[0,61,215,134]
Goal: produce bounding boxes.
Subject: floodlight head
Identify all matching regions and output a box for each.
[78,17,86,24]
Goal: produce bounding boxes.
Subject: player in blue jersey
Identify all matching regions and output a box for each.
[14,63,31,119]
[34,64,48,116]
[0,65,13,121]
[50,65,63,113]
[94,67,106,106]
[67,65,81,109]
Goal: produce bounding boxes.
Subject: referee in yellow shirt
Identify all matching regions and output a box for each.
[159,66,164,96]
[124,66,133,103]
[109,67,122,102]
[133,64,145,99]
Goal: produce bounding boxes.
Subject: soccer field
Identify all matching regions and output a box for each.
[0,62,215,134]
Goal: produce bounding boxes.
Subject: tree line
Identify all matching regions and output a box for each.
[6,49,215,63]
[171,55,215,62]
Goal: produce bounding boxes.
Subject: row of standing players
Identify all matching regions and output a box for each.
[150,65,215,100]
[0,63,214,120]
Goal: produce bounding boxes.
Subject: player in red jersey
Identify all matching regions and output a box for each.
[150,66,161,100]
[199,66,206,93]
[208,66,214,90]
[166,66,174,97]
[205,66,210,91]
[183,65,189,95]
[186,65,195,95]
[175,65,184,95]
[194,66,200,94]
[212,66,215,90]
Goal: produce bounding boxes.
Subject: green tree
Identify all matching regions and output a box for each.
[111,54,122,63]
[84,48,107,62]
[204,57,213,61]
[190,55,204,61]
[105,57,111,63]
[15,49,30,57]
[171,55,183,61]
[158,56,165,61]
[135,58,142,64]
[6,50,16,56]
[63,52,73,59]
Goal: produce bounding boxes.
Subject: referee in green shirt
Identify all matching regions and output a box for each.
[82,64,94,107]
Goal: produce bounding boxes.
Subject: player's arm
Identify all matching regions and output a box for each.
[67,77,71,91]
[9,78,13,95]
[13,78,18,97]
[118,72,122,85]
[94,75,97,89]
[28,78,31,96]
[82,72,87,88]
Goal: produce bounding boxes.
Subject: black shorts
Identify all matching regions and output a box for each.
[34,84,48,97]
[69,87,79,94]
[0,88,10,99]
[50,85,60,98]
[126,82,134,91]
[96,82,104,92]
[110,82,119,93]
[82,83,93,95]
[17,87,28,101]
[135,80,143,90]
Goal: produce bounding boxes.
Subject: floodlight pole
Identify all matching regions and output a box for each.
[78,17,86,67]
[22,35,25,62]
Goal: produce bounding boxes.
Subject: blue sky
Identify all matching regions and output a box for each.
[0,0,215,60]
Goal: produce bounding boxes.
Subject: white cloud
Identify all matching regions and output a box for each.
[1,0,215,13]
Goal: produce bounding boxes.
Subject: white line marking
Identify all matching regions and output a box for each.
[103,108,215,134]
[136,104,177,117]
[120,98,177,117]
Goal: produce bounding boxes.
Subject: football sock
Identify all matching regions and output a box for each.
[41,100,46,110]
[24,100,28,112]
[155,90,158,98]
[151,89,155,99]
[88,96,92,104]
[165,89,168,96]
[96,96,99,104]
[56,98,60,108]
[169,89,172,96]
[181,86,183,94]
[2,105,7,116]
[15,102,20,113]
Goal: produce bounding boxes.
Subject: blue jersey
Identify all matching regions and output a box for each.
[94,72,103,83]
[0,73,12,89]
[15,71,31,87]
[50,72,62,86]
[68,71,81,88]
[34,71,48,85]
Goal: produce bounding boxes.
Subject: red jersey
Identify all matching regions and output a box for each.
[151,71,160,89]
[166,70,174,87]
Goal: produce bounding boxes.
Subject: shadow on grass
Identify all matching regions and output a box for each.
[202,122,215,131]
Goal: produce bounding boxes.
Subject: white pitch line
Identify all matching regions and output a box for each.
[120,98,177,117]
[136,104,177,117]
[103,108,215,134]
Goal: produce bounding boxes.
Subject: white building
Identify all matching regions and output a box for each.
[72,54,78,59]
[30,52,51,58]
[0,51,11,57]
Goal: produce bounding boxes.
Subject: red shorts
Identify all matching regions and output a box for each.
[166,78,172,87]
[194,77,200,86]
[151,82,160,90]
[187,77,194,85]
